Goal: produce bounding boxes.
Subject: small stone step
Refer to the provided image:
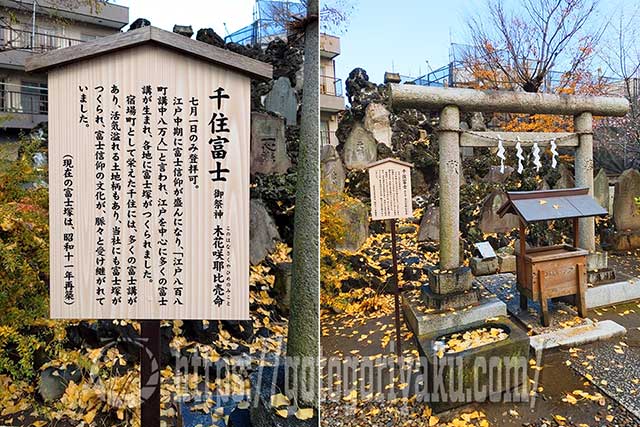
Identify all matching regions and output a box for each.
[530,319,626,352]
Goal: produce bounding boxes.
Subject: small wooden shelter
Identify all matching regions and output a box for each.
[498,188,607,326]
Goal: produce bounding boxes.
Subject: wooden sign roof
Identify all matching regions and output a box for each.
[25,25,273,81]
[366,158,414,169]
[497,187,607,223]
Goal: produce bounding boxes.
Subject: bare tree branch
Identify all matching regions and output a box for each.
[464,0,602,92]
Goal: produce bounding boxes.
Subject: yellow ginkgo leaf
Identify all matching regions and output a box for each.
[270,393,290,408]
[276,409,289,418]
[295,408,314,420]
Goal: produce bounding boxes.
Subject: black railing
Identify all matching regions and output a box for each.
[0,87,48,115]
[0,26,83,52]
[320,75,343,97]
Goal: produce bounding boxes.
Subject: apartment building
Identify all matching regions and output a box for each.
[320,33,344,146]
[0,0,129,129]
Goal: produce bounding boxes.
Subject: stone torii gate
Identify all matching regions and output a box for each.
[389,84,630,277]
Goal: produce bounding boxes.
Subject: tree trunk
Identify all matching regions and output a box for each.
[286,0,319,409]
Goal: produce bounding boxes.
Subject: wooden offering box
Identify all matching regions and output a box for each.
[498,188,607,326]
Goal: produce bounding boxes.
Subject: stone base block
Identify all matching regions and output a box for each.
[417,316,530,413]
[421,285,480,310]
[587,268,616,285]
[402,290,507,337]
[250,362,317,427]
[530,319,626,352]
[426,266,473,294]
[587,251,608,271]
[470,257,499,276]
[497,254,516,273]
[586,276,640,308]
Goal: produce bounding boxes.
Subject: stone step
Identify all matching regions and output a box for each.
[529,319,626,352]
[586,275,640,308]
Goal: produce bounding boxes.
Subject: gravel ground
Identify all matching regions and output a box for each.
[569,301,640,421]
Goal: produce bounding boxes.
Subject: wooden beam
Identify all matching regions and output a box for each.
[390,84,630,117]
[459,132,579,147]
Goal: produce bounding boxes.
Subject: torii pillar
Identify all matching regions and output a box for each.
[439,105,461,270]
[574,112,596,253]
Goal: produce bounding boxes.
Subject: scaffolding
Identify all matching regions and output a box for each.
[224,0,306,46]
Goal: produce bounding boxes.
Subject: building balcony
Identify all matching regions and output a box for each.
[0,26,84,53]
[0,82,48,128]
[0,0,129,29]
[320,33,340,59]
[320,75,344,113]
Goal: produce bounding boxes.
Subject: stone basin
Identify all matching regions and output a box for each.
[416,316,530,413]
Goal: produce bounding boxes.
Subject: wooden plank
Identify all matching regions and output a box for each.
[26,26,273,81]
[577,264,587,317]
[26,26,151,72]
[538,270,550,327]
[460,132,579,147]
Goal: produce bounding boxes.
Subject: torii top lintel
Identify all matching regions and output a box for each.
[389,84,630,117]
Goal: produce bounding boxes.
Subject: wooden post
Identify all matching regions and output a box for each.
[538,270,550,327]
[518,221,528,311]
[140,320,161,427]
[576,263,587,318]
[389,219,402,357]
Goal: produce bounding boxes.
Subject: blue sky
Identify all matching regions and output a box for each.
[333,0,637,85]
[110,0,636,87]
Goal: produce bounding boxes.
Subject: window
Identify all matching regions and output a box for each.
[21,81,47,114]
[320,120,330,146]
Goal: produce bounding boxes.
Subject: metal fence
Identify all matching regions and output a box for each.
[0,26,83,52]
[0,83,48,115]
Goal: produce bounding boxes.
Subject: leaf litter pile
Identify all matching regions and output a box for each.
[437,327,509,357]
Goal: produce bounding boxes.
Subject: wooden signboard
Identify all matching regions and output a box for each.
[366,158,413,356]
[367,158,413,220]
[27,27,272,320]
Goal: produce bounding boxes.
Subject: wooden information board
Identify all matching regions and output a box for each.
[367,158,413,220]
[28,27,273,320]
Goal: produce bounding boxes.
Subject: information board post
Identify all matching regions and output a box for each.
[140,320,161,427]
[366,158,414,358]
[388,218,402,357]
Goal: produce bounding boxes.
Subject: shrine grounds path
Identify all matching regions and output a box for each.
[321,298,640,426]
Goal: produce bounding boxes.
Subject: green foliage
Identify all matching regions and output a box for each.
[0,134,50,380]
[0,324,59,380]
[320,192,357,296]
